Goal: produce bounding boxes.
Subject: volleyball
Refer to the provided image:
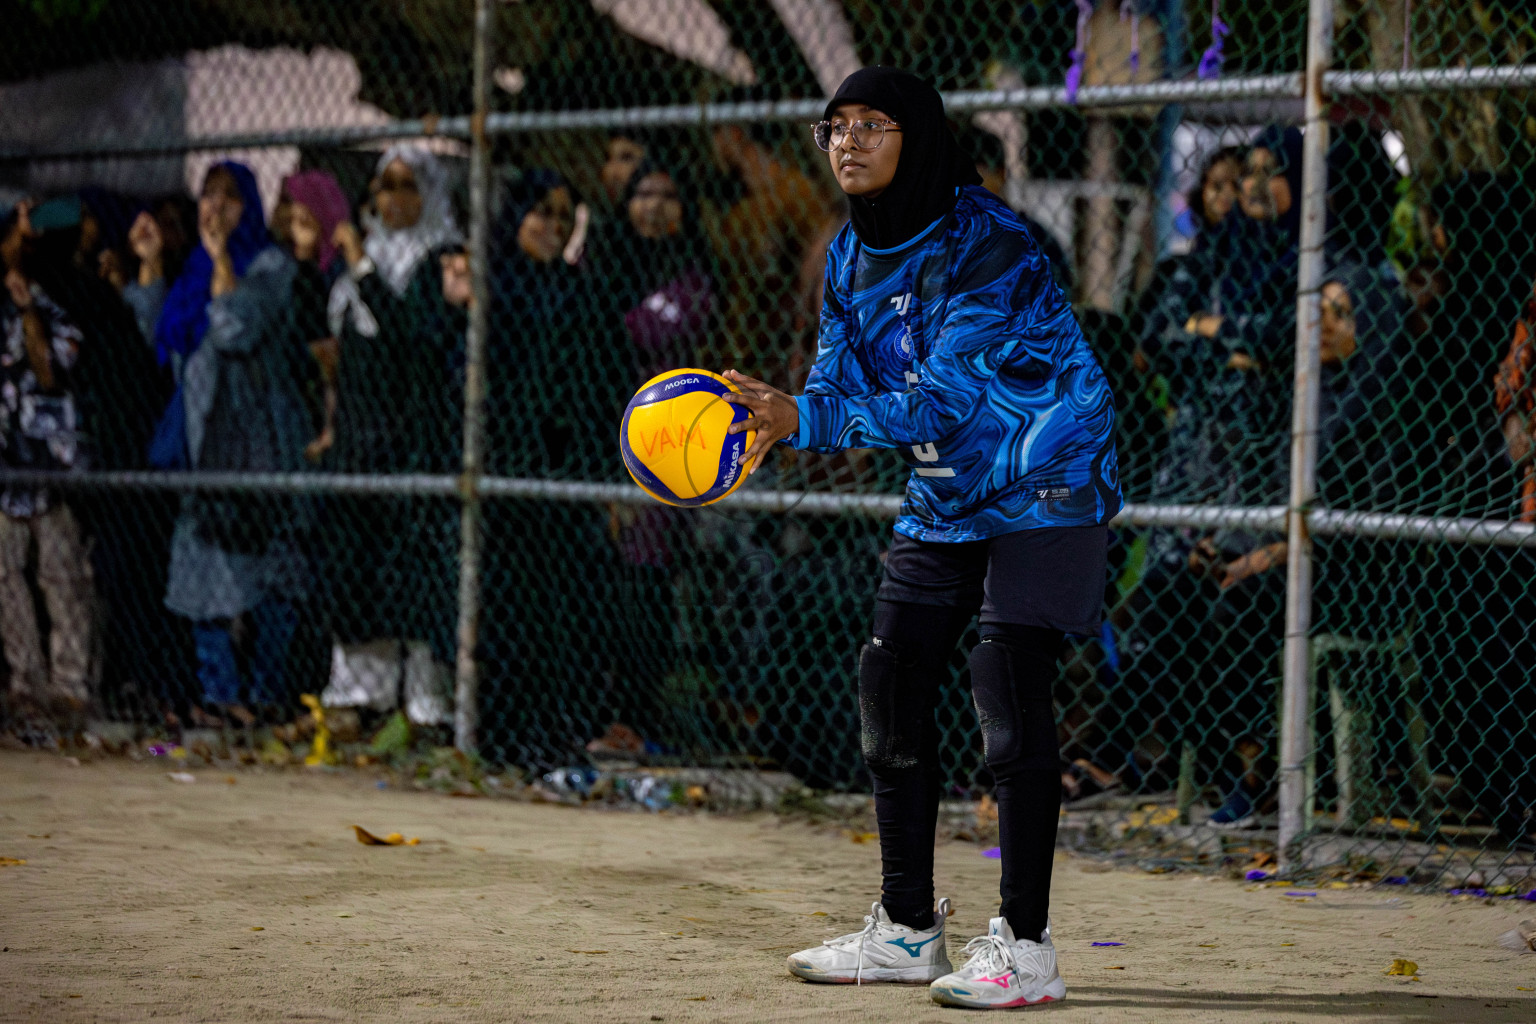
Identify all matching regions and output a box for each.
[619,369,756,508]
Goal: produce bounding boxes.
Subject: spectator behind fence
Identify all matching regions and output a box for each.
[138,162,311,728]
[1113,146,1245,506]
[1481,271,1536,844]
[280,169,351,464]
[1496,272,1536,521]
[1400,168,1536,517]
[600,130,648,209]
[322,144,463,685]
[599,160,715,384]
[327,145,461,473]
[486,169,583,475]
[122,196,198,344]
[0,200,94,719]
[476,168,604,759]
[1140,131,1298,513]
[1204,264,1403,826]
[27,190,182,720]
[1116,131,1302,791]
[584,159,717,756]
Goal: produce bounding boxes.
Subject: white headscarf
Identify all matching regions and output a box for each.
[363,144,462,297]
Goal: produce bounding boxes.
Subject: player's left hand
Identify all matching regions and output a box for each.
[721,369,798,476]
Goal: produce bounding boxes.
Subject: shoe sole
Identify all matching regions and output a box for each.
[788,961,953,985]
[930,978,1067,1008]
[1208,816,1257,830]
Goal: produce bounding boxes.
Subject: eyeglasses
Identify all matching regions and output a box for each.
[812,118,903,152]
[1322,298,1355,320]
[632,186,679,202]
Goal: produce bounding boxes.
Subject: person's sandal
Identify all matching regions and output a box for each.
[188,705,224,730]
[1063,759,1123,802]
[219,703,257,729]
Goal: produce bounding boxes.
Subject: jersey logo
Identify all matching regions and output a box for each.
[890,293,916,355]
[887,934,940,957]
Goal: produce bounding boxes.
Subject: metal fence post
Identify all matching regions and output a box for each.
[1278,0,1334,872]
[453,0,494,755]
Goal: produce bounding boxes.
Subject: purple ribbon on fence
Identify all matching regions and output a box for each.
[1065,0,1095,103]
[1122,1,1141,73]
[1198,0,1229,80]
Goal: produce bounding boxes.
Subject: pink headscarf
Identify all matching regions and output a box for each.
[282,169,351,273]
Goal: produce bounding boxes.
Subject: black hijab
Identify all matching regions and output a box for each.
[491,168,579,326]
[824,67,981,250]
[604,159,706,311]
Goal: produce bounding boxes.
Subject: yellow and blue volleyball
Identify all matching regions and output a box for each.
[619,368,755,508]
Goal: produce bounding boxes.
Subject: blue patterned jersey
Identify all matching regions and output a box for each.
[791,185,1122,542]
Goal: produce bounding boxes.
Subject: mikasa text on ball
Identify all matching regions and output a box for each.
[620,369,756,507]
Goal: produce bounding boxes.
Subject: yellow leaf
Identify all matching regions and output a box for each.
[0,858,26,867]
[351,826,418,846]
[1385,959,1418,977]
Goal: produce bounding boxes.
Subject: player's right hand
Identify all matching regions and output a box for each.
[721,369,798,476]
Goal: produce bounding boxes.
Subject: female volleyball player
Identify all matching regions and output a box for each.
[722,67,1121,1009]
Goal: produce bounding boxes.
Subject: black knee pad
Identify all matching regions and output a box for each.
[858,636,930,770]
[969,637,1058,770]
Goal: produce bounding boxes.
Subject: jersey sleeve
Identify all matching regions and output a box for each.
[793,225,1060,452]
[788,242,869,452]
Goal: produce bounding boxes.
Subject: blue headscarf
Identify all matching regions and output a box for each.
[153,161,268,366]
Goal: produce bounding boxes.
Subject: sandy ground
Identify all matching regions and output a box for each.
[1,751,1533,1024]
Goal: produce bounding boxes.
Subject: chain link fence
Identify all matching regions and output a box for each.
[1,0,1533,891]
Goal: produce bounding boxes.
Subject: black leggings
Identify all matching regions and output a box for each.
[869,599,1062,941]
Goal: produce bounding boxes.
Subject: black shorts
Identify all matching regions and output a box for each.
[876,525,1109,636]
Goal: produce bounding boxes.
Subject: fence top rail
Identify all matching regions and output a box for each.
[0,70,1333,163]
[3,64,1525,163]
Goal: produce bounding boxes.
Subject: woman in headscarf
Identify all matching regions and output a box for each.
[135,161,310,727]
[486,168,581,475]
[1196,260,1409,830]
[280,169,352,462]
[323,145,463,678]
[477,169,603,758]
[725,67,1120,1008]
[588,160,721,751]
[328,144,462,473]
[598,159,715,384]
[1147,126,1303,510]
